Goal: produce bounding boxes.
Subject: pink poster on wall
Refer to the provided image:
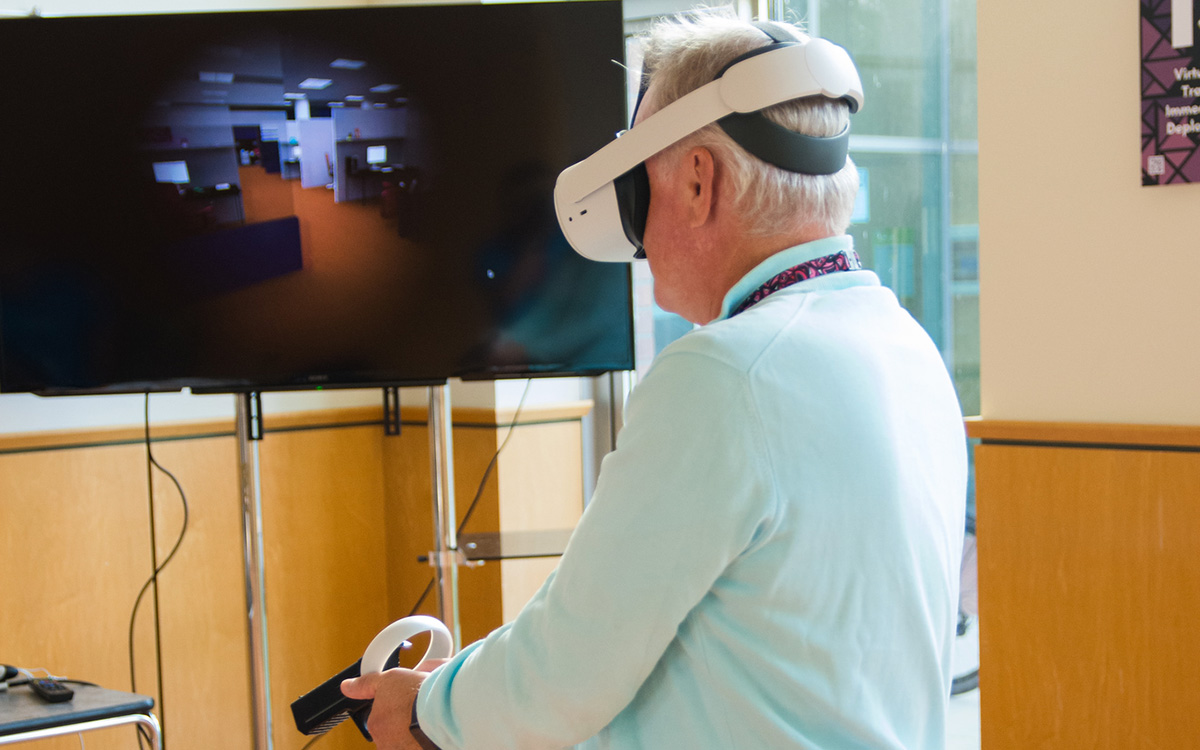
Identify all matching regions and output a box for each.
[1141,0,1200,184]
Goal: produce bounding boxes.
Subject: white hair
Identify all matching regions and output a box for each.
[639,9,859,238]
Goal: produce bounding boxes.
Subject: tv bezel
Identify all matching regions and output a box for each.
[0,1,635,396]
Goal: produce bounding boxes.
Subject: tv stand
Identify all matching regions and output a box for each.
[232,384,467,750]
[426,384,463,650]
[230,382,590,749]
[235,393,272,750]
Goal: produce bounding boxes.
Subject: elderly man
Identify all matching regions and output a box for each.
[343,11,967,750]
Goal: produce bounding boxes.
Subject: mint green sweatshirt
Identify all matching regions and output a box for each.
[418,236,968,749]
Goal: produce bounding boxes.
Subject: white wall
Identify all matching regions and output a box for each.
[297,117,335,188]
[978,0,1200,425]
[333,107,406,141]
[0,378,588,435]
[0,388,381,433]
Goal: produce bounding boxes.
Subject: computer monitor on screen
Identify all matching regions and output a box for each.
[152,160,190,184]
[366,145,387,165]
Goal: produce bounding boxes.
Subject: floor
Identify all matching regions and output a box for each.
[947,688,982,749]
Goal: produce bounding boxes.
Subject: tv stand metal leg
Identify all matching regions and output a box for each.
[236,393,273,750]
[428,384,462,652]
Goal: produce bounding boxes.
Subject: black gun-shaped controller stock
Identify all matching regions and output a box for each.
[290,650,402,740]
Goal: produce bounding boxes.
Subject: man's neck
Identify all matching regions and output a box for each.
[708,228,837,320]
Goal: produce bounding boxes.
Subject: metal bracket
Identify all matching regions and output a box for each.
[383,387,401,436]
[241,392,264,441]
[421,549,484,569]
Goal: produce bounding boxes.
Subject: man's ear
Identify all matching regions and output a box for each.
[684,146,716,228]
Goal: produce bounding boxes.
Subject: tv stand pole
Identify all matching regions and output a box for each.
[427,384,462,651]
[227,386,461,749]
[235,392,273,750]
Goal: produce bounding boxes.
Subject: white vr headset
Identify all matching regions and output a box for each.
[553,24,864,263]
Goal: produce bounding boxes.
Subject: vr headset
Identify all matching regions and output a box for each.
[553,23,864,263]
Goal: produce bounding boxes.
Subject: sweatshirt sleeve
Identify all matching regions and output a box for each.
[416,351,777,750]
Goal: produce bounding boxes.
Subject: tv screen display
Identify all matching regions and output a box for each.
[153,160,192,185]
[0,1,633,394]
[366,145,387,166]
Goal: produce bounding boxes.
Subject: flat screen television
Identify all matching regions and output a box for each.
[0,0,633,395]
[153,161,192,185]
[366,145,388,166]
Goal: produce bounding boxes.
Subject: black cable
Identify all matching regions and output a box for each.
[456,379,532,537]
[128,393,190,750]
[408,379,533,616]
[6,675,99,690]
[144,393,164,748]
[407,577,436,617]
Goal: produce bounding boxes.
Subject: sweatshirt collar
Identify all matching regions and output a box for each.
[716,236,863,321]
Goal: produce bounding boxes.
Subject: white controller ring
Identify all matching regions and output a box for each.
[361,615,454,675]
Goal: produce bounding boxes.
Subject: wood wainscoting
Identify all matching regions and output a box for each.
[0,399,590,750]
[967,419,1200,748]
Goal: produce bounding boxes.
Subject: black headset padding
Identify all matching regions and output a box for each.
[715,23,855,175]
[718,114,851,175]
[614,163,649,259]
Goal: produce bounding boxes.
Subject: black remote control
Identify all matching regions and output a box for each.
[28,677,74,703]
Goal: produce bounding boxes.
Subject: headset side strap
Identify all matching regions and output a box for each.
[558,78,728,203]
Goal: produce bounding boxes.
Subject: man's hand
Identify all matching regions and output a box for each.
[415,658,450,673]
[341,667,430,750]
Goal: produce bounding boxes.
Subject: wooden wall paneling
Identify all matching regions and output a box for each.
[447,422,504,648]
[381,405,508,648]
[257,424,392,750]
[148,435,253,750]
[965,418,1200,449]
[0,443,159,750]
[975,442,1200,749]
[381,421,439,625]
[496,418,585,623]
[379,406,587,650]
[380,417,505,652]
[1,401,592,749]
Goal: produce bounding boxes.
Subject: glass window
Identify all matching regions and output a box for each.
[621,0,979,423]
[784,0,980,418]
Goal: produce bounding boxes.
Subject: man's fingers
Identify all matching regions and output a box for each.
[341,672,382,700]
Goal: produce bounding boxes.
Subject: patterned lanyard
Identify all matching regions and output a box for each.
[730,249,862,317]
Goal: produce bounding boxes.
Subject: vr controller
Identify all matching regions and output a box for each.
[291,615,453,741]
